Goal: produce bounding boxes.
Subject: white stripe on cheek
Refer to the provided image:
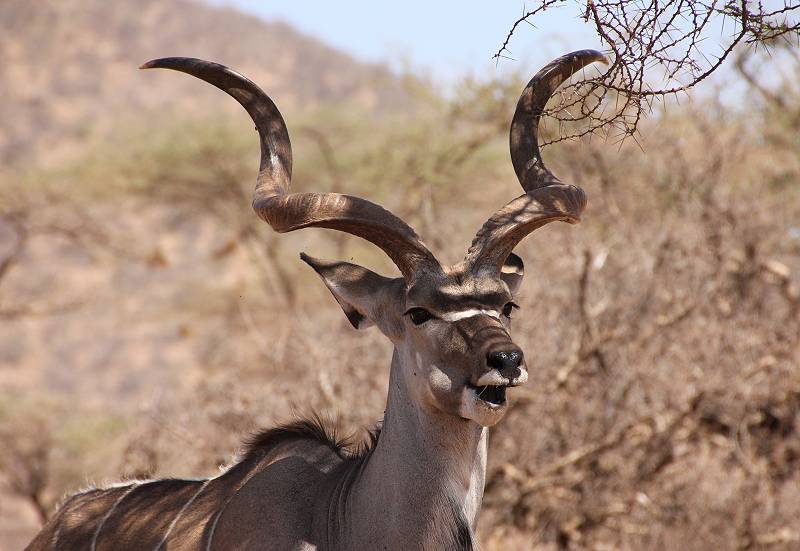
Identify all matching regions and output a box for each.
[440,309,500,322]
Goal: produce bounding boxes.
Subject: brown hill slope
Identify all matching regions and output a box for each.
[0,0,404,166]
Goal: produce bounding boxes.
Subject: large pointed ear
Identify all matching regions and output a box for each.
[300,253,405,333]
[500,252,525,295]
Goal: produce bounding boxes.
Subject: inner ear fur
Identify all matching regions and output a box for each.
[300,253,404,332]
[501,252,525,295]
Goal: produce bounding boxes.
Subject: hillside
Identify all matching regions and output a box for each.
[0,0,405,167]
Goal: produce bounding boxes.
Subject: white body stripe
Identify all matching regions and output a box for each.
[440,309,500,322]
[91,483,140,551]
[154,479,211,550]
[206,509,224,551]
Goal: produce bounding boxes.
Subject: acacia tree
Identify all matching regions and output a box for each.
[496,1,800,141]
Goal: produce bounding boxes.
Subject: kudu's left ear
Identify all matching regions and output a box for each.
[300,253,404,332]
[501,252,525,295]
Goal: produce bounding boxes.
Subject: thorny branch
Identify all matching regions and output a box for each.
[495,1,800,141]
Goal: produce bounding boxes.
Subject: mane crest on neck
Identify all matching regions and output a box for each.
[240,413,382,464]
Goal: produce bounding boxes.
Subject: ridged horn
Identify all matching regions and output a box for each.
[464,50,607,276]
[140,57,442,280]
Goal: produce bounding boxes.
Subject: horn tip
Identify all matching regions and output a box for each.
[139,59,165,70]
[593,52,610,66]
[139,57,193,70]
[572,49,609,66]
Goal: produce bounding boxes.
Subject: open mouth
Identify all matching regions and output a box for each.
[468,384,507,406]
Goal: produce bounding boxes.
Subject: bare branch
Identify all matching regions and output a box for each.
[495,0,800,138]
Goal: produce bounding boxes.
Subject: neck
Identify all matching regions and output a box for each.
[339,349,487,551]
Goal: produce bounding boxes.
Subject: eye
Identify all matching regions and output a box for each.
[405,307,434,325]
[502,302,519,319]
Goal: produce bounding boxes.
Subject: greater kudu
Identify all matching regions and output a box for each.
[26,49,606,551]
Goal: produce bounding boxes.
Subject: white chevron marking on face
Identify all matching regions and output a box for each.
[440,309,500,322]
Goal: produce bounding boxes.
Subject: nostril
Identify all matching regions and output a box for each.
[487,349,524,370]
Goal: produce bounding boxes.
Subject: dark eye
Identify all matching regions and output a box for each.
[502,302,519,318]
[405,307,434,325]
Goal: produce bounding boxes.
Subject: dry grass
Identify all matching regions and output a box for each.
[1,63,799,550]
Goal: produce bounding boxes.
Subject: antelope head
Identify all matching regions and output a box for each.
[142,50,606,428]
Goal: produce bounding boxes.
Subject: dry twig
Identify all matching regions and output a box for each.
[495,1,800,140]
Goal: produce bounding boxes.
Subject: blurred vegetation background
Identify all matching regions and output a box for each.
[1,1,799,550]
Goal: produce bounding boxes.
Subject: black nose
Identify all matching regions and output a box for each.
[487,348,524,371]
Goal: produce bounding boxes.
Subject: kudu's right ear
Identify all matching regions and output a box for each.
[300,253,405,334]
[501,252,525,295]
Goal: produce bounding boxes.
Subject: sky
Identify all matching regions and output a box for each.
[208,1,796,104]
[210,1,600,82]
